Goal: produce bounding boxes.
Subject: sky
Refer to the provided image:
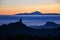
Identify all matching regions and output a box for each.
[0,0,60,15]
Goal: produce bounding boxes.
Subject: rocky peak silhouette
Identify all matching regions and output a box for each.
[19,19,22,24]
[0,19,60,39]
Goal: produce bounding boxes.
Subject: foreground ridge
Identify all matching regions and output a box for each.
[0,19,60,40]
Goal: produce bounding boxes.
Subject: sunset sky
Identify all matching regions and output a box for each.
[0,0,60,15]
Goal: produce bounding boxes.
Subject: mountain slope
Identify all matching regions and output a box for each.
[15,11,42,15]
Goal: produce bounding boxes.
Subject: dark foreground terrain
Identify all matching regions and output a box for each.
[0,35,60,40]
[0,19,60,40]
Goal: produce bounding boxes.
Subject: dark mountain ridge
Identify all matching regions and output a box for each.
[15,11,42,15]
[15,11,60,15]
[30,22,60,29]
[0,19,60,40]
[40,22,60,29]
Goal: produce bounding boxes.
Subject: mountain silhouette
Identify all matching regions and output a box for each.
[0,19,40,36]
[15,11,42,15]
[40,22,60,29]
[30,22,60,29]
[15,11,60,15]
[30,11,42,15]
[0,19,60,40]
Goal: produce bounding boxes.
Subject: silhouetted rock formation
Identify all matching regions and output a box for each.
[0,19,60,40]
[19,19,22,23]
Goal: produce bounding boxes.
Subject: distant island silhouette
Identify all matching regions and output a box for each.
[15,11,60,15]
[0,19,60,40]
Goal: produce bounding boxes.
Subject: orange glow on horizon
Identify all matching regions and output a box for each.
[0,4,60,15]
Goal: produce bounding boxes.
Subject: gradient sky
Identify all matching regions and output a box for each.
[0,0,60,15]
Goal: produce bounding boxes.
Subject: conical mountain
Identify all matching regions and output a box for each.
[30,11,42,15]
[15,11,42,15]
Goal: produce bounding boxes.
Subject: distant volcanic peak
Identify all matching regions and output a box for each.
[15,11,42,15]
[31,11,42,14]
[33,11,41,13]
